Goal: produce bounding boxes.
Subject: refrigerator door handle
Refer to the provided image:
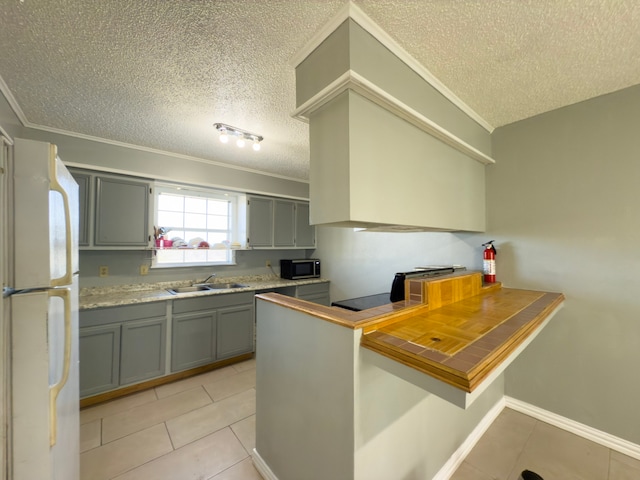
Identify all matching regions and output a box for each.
[48,287,72,447]
[49,148,74,287]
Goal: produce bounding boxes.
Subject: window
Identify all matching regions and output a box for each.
[153,184,244,267]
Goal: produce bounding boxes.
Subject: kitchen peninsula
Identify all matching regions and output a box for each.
[253,272,564,480]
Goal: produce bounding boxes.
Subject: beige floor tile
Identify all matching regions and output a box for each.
[464,407,536,479]
[154,365,238,399]
[80,423,172,480]
[232,358,256,373]
[80,419,101,453]
[507,421,610,480]
[231,414,256,454]
[166,388,256,449]
[211,457,264,480]
[450,461,495,480]
[203,368,256,401]
[609,451,640,480]
[112,427,248,480]
[80,389,157,425]
[102,386,212,444]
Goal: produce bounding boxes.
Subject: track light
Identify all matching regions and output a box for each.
[214,123,263,151]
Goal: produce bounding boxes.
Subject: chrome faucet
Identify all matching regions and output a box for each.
[202,273,216,284]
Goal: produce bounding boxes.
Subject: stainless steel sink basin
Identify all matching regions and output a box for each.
[204,283,247,290]
[166,285,213,295]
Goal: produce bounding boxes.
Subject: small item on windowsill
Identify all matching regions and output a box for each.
[198,241,210,249]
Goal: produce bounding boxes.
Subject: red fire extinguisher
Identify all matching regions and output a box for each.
[482,240,497,283]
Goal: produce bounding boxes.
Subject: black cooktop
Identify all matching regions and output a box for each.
[331,292,392,312]
[332,265,464,312]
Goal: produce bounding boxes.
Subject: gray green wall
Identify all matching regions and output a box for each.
[492,84,640,444]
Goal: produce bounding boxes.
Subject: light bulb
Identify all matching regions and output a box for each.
[236,135,246,148]
[219,129,229,143]
[252,139,261,151]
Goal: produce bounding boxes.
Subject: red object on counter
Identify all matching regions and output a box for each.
[155,239,173,248]
[482,240,497,283]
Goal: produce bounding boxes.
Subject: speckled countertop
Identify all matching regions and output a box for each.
[79,275,329,310]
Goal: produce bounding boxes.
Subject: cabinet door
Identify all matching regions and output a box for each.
[296,283,330,306]
[295,202,315,248]
[120,317,166,385]
[69,170,91,246]
[171,311,216,372]
[273,200,295,247]
[297,292,330,306]
[216,304,254,360]
[247,196,273,247]
[79,324,120,397]
[95,176,149,246]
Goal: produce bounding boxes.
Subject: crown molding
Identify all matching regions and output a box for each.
[0,75,308,185]
[291,69,495,165]
[291,1,494,133]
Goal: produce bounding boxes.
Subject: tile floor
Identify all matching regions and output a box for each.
[80,358,262,480]
[81,360,640,480]
[451,407,640,480]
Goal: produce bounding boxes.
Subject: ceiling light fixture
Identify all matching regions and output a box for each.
[214,123,263,151]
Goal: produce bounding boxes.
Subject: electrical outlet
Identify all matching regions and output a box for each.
[266,260,271,267]
[99,266,109,277]
[140,265,149,275]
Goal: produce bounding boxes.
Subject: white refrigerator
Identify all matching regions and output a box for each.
[3,137,80,480]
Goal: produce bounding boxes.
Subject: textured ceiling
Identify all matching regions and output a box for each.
[1,1,639,181]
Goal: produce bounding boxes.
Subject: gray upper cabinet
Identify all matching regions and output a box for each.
[68,168,152,249]
[295,202,315,248]
[247,196,274,247]
[70,169,91,246]
[247,195,315,249]
[95,176,150,246]
[273,200,295,247]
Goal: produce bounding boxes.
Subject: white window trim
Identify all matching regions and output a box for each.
[151,182,246,268]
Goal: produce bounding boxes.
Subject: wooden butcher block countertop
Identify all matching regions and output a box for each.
[361,273,564,392]
[257,271,564,393]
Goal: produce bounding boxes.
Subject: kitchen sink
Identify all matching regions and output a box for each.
[167,283,248,295]
[203,283,248,290]
[166,285,213,295]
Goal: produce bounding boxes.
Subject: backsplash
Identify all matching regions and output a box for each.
[79,248,314,287]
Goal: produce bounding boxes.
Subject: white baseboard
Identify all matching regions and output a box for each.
[505,396,640,461]
[252,397,640,480]
[432,397,507,480]
[252,448,279,480]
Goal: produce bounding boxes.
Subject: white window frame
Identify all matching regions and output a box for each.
[151,182,245,268]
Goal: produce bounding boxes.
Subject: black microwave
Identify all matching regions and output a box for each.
[280,259,321,280]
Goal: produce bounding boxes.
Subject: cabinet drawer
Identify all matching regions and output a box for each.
[296,283,329,296]
[173,292,254,314]
[80,302,166,327]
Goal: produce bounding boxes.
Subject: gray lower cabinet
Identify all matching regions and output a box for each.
[296,282,330,306]
[79,324,121,397]
[79,302,166,398]
[171,292,255,373]
[171,310,217,372]
[217,304,254,360]
[120,317,167,385]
